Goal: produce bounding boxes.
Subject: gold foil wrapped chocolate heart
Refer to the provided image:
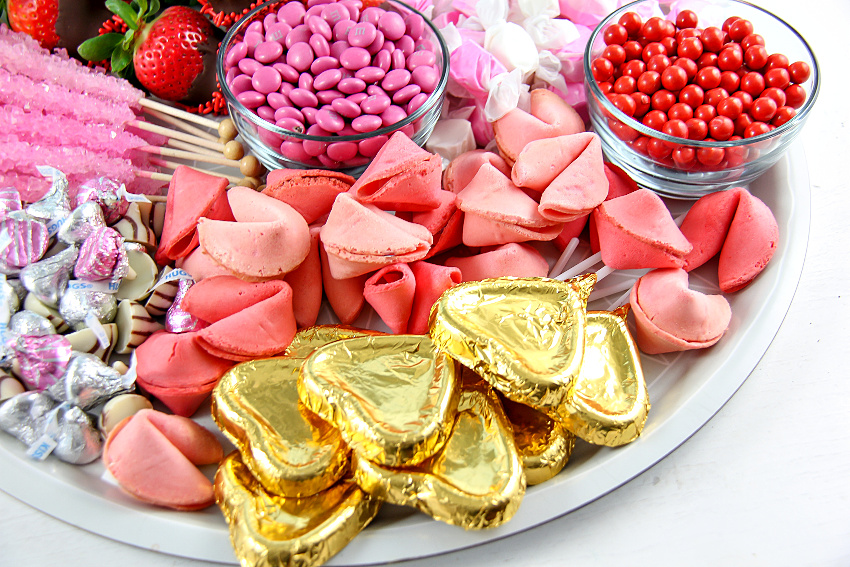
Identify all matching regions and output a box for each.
[298,334,459,468]
[353,380,525,530]
[553,307,650,447]
[500,394,575,486]
[215,452,381,567]
[429,275,595,411]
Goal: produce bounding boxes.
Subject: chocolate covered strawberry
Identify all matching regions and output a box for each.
[79,2,221,104]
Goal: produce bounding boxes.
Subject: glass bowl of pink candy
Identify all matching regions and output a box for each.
[583,0,819,198]
[217,0,449,175]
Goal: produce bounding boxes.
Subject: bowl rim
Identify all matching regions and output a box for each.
[216,0,450,144]
[582,0,821,149]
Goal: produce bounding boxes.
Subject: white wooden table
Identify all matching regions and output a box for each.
[2,0,848,564]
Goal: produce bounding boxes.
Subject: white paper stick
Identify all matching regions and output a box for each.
[548,237,579,278]
[554,251,603,281]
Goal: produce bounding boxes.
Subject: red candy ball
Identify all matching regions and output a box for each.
[604,23,629,45]
[789,61,811,83]
[661,65,688,91]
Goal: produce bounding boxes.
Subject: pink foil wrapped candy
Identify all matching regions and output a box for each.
[75,227,129,282]
[15,334,73,391]
[0,217,49,268]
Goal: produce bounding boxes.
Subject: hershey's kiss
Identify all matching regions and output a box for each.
[20,246,78,307]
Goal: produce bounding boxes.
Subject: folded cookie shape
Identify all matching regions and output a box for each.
[176,247,234,281]
[363,263,416,335]
[493,88,585,164]
[445,242,549,281]
[135,330,234,416]
[213,356,351,497]
[718,190,779,293]
[499,392,574,486]
[284,225,323,328]
[299,334,459,468]
[629,268,732,354]
[319,242,367,324]
[430,275,596,412]
[156,166,233,264]
[456,163,563,247]
[407,261,462,335]
[443,150,512,193]
[399,190,464,259]
[215,452,381,567]
[593,189,693,270]
[320,193,433,279]
[680,187,744,271]
[104,409,224,510]
[348,131,443,212]
[512,133,609,222]
[553,308,650,447]
[198,186,311,280]
[262,168,355,224]
[184,277,298,361]
[352,380,525,529]
[588,163,641,253]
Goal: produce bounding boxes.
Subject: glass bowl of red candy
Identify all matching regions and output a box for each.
[583,0,819,197]
[217,0,449,175]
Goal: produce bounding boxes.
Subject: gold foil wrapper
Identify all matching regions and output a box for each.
[500,394,575,486]
[429,275,595,410]
[215,452,381,567]
[212,327,376,498]
[353,380,525,530]
[298,334,459,468]
[553,308,650,447]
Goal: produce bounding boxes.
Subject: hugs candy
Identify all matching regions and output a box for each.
[75,227,129,282]
[74,177,130,225]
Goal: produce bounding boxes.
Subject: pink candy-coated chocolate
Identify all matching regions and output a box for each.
[311,56,340,76]
[237,57,261,76]
[352,114,383,132]
[359,134,389,157]
[340,46,370,70]
[383,68,411,91]
[349,22,377,47]
[406,49,435,70]
[286,25,311,48]
[365,30,385,56]
[287,42,314,71]
[254,41,283,64]
[257,105,276,122]
[276,117,305,132]
[407,92,429,114]
[225,41,248,68]
[317,89,345,105]
[378,11,406,41]
[273,62,300,83]
[237,90,265,108]
[333,20,355,42]
[278,2,306,27]
[374,49,391,71]
[316,107,345,132]
[360,7,382,26]
[391,48,406,70]
[381,104,407,126]
[298,72,314,91]
[412,65,439,92]
[229,74,252,95]
[309,33,331,57]
[392,83,421,104]
[252,66,282,94]
[404,14,423,41]
[332,97,362,118]
[327,141,359,161]
[361,93,391,114]
[338,77,366,94]
[355,65,385,83]
[322,3,350,26]
[266,22,292,43]
[244,31,263,55]
[289,87,318,108]
[307,14,333,41]
[267,92,291,109]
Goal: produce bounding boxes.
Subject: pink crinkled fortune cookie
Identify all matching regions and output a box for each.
[197,186,311,280]
[155,166,233,265]
[348,131,443,212]
[679,187,745,272]
[445,243,549,281]
[493,88,585,164]
[407,261,462,335]
[717,189,779,293]
[320,193,433,279]
[180,276,297,362]
[398,190,464,259]
[284,225,323,328]
[175,247,234,281]
[443,149,512,194]
[629,268,732,354]
[511,132,608,222]
[363,263,416,334]
[589,162,641,253]
[103,409,223,511]
[262,168,355,224]
[593,189,692,270]
[319,242,367,324]
[135,330,234,417]
[456,163,563,247]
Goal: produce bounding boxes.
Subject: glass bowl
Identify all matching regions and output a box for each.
[217,0,449,176]
[583,0,819,198]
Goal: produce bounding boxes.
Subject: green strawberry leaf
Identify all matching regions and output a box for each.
[77,33,125,62]
[106,0,140,30]
[148,0,161,21]
[121,28,136,50]
[111,47,133,75]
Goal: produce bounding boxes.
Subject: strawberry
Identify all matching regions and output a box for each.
[79,1,221,104]
[5,0,115,57]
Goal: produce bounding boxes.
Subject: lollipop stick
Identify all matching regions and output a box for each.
[555,251,603,281]
[139,97,221,131]
[130,120,225,152]
[166,138,222,157]
[149,158,243,184]
[548,237,580,278]
[138,145,240,169]
[143,108,221,143]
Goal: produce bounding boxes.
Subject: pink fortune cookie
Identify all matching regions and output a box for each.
[511,133,609,222]
[446,243,549,282]
[679,187,744,271]
[320,193,433,279]
[319,242,367,324]
[363,263,416,334]
[456,163,563,247]
[629,268,732,354]
[135,330,234,417]
[155,166,233,265]
[285,225,323,328]
[399,190,464,259]
[593,189,692,270]
[175,247,234,281]
[181,276,297,361]
[493,88,585,164]
[103,409,224,511]
[553,215,589,251]
[717,190,779,293]
[348,131,443,212]
[408,261,462,335]
[198,186,310,280]
[443,150,512,194]
[589,162,640,253]
[262,168,355,224]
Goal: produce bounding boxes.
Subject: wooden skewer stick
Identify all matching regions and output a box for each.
[138,145,240,169]
[136,170,173,183]
[166,138,222,157]
[138,97,221,131]
[143,107,221,143]
[130,119,225,153]
[149,158,244,184]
